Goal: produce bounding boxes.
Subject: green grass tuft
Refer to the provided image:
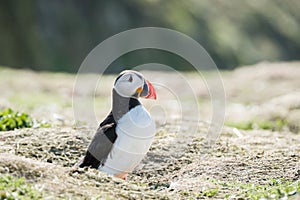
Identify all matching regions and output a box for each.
[0,175,43,200]
[215,179,300,199]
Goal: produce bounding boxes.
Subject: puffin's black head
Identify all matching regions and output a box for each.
[113,70,156,100]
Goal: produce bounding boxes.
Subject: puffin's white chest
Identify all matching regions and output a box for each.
[99,105,155,174]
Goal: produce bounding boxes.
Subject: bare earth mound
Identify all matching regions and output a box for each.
[0,124,299,199]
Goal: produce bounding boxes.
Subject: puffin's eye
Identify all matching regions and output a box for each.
[128,75,133,82]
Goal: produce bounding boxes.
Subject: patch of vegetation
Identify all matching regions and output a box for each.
[202,188,219,197]
[225,118,288,131]
[226,121,253,130]
[0,108,50,131]
[213,179,300,199]
[0,175,43,200]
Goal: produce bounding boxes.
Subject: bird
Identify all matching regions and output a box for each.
[78,70,157,180]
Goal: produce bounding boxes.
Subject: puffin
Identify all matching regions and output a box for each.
[78,70,157,180]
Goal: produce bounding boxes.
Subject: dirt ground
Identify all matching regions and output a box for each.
[0,61,300,199]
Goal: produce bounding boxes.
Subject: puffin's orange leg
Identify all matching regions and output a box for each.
[114,172,128,180]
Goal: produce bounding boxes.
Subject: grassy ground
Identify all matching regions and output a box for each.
[0,61,299,199]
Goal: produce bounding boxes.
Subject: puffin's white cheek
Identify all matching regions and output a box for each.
[114,83,136,97]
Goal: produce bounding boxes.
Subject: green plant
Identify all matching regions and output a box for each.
[225,118,288,131]
[225,121,253,130]
[0,175,43,200]
[220,179,300,199]
[0,108,50,131]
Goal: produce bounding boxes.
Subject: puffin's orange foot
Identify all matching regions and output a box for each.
[114,172,128,180]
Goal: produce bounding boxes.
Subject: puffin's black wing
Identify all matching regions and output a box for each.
[99,111,114,127]
[78,112,117,169]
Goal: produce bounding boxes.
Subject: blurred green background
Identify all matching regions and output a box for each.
[0,0,299,73]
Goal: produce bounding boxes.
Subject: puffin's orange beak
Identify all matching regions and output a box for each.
[140,80,156,100]
[144,80,156,100]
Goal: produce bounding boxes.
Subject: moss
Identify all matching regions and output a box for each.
[0,175,43,200]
